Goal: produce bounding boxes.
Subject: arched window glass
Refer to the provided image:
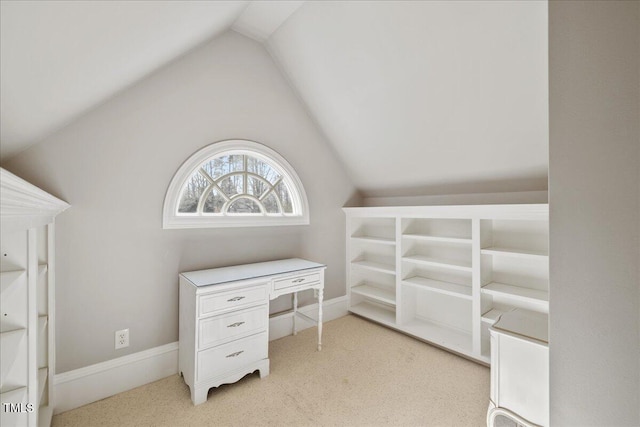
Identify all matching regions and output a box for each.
[163,140,309,228]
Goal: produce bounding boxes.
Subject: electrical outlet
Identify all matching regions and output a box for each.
[115,328,129,349]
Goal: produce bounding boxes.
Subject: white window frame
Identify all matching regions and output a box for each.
[163,140,310,229]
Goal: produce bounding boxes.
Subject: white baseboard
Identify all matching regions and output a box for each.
[53,295,349,415]
[53,342,179,414]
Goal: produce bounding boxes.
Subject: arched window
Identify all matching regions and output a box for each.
[163,140,309,228]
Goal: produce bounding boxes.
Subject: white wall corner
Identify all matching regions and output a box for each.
[52,295,349,415]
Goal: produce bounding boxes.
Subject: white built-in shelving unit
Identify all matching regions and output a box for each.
[344,204,548,364]
[1,168,69,427]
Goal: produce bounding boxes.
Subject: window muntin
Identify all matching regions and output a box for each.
[163,140,309,228]
[176,154,297,217]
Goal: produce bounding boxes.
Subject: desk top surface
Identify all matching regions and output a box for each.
[181,258,326,287]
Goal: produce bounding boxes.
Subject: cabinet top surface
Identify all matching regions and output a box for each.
[181,258,325,287]
[491,308,548,344]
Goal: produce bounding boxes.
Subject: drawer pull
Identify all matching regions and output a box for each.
[292,278,305,283]
[225,350,244,358]
[227,296,245,302]
[227,322,245,328]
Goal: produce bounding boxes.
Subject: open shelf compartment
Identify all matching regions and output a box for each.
[480,219,548,259]
[351,283,396,306]
[1,271,28,333]
[402,228,472,273]
[0,329,28,393]
[480,239,549,313]
[403,318,472,355]
[350,226,396,275]
[399,284,472,355]
[350,217,396,244]
[402,259,472,302]
[402,218,472,242]
[349,300,396,327]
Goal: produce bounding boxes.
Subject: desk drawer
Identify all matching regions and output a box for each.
[197,332,268,382]
[273,272,320,291]
[199,305,267,349]
[199,285,267,317]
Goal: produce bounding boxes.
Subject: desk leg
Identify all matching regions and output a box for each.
[317,288,323,351]
[293,292,298,335]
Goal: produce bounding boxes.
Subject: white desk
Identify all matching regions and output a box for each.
[178,258,326,405]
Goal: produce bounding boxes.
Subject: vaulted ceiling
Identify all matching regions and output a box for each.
[0,0,548,196]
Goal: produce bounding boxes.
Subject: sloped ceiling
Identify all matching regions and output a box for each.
[268,1,549,196]
[1,1,548,197]
[0,1,250,159]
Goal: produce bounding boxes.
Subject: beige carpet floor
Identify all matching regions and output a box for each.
[52,315,490,427]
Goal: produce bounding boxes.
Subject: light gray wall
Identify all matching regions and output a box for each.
[549,1,640,425]
[3,31,358,373]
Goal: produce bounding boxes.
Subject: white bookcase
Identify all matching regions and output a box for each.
[344,204,548,364]
[1,168,69,427]
[348,217,397,325]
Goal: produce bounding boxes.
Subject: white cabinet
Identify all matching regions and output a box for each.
[348,216,397,325]
[0,168,69,427]
[179,278,270,406]
[487,308,549,426]
[344,204,548,364]
[179,258,325,405]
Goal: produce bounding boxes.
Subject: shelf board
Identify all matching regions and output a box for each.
[402,276,472,300]
[351,283,396,305]
[349,301,396,326]
[0,386,27,402]
[402,255,472,272]
[351,236,396,246]
[0,260,26,273]
[0,324,27,335]
[481,308,506,324]
[481,282,548,305]
[0,269,26,278]
[481,246,548,260]
[403,234,472,244]
[352,260,396,275]
[402,318,472,355]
